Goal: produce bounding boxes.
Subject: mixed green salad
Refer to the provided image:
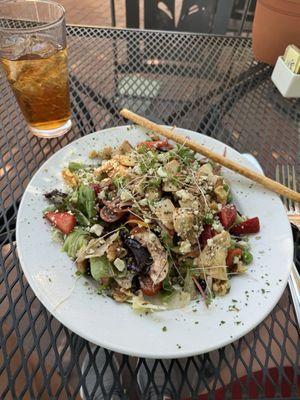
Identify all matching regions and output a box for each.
[43,136,260,312]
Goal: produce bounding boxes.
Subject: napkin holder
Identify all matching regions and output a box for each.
[271,56,300,98]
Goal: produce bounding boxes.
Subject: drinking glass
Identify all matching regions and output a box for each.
[0,0,72,138]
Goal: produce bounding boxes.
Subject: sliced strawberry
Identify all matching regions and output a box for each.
[139,275,162,297]
[218,204,237,230]
[226,248,243,268]
[199,224,217,249]
[230,217,260,236]
[44,211,76,235]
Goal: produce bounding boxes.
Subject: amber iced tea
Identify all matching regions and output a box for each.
[0,1,71,137]
[0,45,70,132]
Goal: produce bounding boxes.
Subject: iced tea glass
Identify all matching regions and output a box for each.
[0,0,71,138]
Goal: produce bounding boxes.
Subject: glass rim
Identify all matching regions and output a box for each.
[0,0,65,34]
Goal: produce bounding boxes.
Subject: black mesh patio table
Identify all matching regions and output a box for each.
[1,26,300,400]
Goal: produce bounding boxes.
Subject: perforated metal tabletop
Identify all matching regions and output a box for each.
[0,26,300,400]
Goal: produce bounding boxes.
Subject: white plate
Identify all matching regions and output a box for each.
[16,126,293,359]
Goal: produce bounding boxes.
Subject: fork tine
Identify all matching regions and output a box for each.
[292,165,300,213]
[283,164,295,212]
[276,165,286,208]
[279,164,289,210]
[286,165,295,212]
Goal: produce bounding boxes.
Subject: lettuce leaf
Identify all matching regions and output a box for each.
[161,290,191,309]
[161,278,176,302]
[184,270,197,300]
[77,185,97,219]
[68,161,89,172]
[131,287,190,312]
[73,208,91,226]
[62,229,89,259]
[129,296,167,313]
[90,256,113,281]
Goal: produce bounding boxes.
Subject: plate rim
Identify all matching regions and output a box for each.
[16,125,294,358]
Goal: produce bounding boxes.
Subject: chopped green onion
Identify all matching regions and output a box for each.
[68,161,87,172]
[137,144,148,154]
[227,191,233,203]
[223,183,230,192]
[204,212,214,225]
[243,251,253,265]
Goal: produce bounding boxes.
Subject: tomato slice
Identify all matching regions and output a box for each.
[226,248,243,267]
[138,139,173,151]
[218,205,237,230]
[230,217,260,235]
[199,224,217,249]
[44,211,76,235]
[139,275,162,297]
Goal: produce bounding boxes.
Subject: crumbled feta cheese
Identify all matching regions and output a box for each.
[144,218,151,224]
[98,190,106,200]
[139,198,148,206]
[148,232,157,242]
[89,224,104,237]
[147,151,154,158]
[237,240,249,250]
[114,258,126,271]
[176,190,190,201]
[157,166,167,178]
[157,153,168,162]
[179,240,191,254]
[120,190,132,201]
[212,220,223,233]
[207,238,213,247]
[132,165,143,175]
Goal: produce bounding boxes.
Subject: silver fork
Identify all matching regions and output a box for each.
[276,165,300,328]
[276,165,300,229]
